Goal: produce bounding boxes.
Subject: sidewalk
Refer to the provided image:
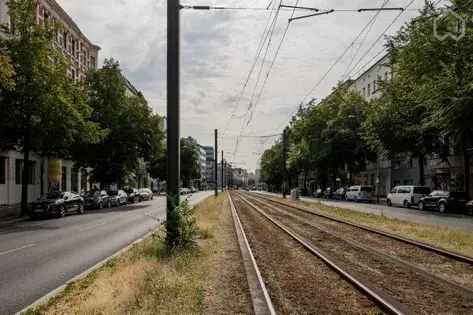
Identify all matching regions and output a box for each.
[255,191,473,233]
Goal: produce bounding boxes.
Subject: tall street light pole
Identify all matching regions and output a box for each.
[166,0,181,247]
[214,129,218,197]
[221,151,224,192]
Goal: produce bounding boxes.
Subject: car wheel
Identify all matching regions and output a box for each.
[387,199,392,207]
[439,202,446,213]
[59,206,66,218]
[418,201,424,211]
[78,203,84,214]
[403,200,409,208]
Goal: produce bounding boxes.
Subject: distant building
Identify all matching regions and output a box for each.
[201,146,215,188]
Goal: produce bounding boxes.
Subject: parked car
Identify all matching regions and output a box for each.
[138,188,153,201]
[30,191,84,218]
[418,191,468,213]
[179,188,191,195]
[83,190,111,209]
[108,190,128,207]
[334,187,347,200]
[466,200,473,215]
[190,186,198,193]
[323,187,334,199]
[125,188,140,203]
[386,186,431,208]
[346,185,373,202]
[314,188,323,198]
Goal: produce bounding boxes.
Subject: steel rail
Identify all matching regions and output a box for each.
[244,193,473,296]
[227,192,276,315]
[234,192,410,315]
[250,192,473,265]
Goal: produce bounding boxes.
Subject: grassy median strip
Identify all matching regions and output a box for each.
[292,199,473,257]
[26,194,252,315]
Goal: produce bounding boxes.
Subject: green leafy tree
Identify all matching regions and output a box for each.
[375,0,473,193]
[0,0,103,214]
[180,137,200,187]
[73,59,164,186]
[260,142,284,192]
[0,51,15,91]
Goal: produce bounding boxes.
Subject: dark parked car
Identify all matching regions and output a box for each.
[30,191,84,218]
[466,200,473,215]
[125,188,140,203]
[108,190,128,207]
[83,190,111,209]
[138,188,153,201]
[323,187,333,199]
[418,191,468,213]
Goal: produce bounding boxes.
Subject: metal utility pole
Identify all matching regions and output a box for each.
[221,151,224,192]
[214,129,218,197]
[282,127,289,199]
[166,0,180,246]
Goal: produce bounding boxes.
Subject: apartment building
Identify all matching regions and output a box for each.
[202,145,215,188]
[0,0,100,217]
[349,53,472,196]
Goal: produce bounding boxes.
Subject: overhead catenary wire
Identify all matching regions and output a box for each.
[274,0,416,134]
[342,0,417,81]
[222,1,280,136]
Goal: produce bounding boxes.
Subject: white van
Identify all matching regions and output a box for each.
[345,186,373,202]
[386,186,431,208]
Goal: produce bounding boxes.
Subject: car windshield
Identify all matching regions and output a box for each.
[108,191,118,196]
[414,187,431,194]
[46,192,63,199]
[361,187,373,192]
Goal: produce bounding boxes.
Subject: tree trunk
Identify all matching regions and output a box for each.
[418,154,425,186]
[462,134,471,198]
[303,171,308,196]
[20,138,30,217]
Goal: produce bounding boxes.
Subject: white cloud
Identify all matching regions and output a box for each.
[57,0,423,171]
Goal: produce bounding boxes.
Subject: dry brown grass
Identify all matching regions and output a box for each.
[27,193,251,315]
[290,199,473,257]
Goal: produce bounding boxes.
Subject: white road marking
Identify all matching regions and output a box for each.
[0,243,36,256]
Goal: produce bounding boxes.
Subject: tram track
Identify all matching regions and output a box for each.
[232,191,473,314]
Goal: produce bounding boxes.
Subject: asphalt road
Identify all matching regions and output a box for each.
[0,191,212,315]
[256,191,473,232]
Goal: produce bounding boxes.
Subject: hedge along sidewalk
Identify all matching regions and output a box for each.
[25,194,253,315]
[261,195,473,258]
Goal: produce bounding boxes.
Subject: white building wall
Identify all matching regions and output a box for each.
[0,151,81,207]
[349,54,391,101]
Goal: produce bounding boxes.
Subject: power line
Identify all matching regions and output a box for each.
[342,0,390,79]
[222,1,279,136]
[343,0,416,81]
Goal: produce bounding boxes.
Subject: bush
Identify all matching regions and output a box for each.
[165,199,199,251]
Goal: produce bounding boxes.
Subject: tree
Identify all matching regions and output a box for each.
[73,59,164,186]
[0,50,15,91]
[260,142,284,192]
[0,0,103,215]
[378,0,473,193]
[180,137,200,187]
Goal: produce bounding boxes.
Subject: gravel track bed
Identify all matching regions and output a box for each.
[243,194,473,314]
[250,193,473,290]
[231,194,382,315]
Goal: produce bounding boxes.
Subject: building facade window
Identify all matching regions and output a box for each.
[0,156,6,184]
[15,159,36,185]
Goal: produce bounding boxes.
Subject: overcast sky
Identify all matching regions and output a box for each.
[57,0,431,172]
